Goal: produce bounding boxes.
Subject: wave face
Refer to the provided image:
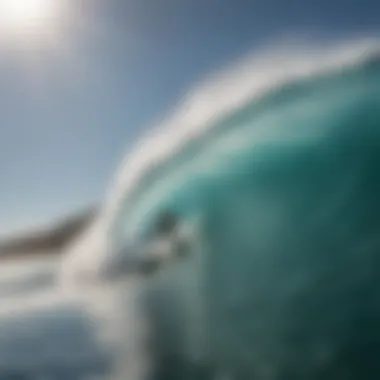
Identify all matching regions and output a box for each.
[63,40,380,380]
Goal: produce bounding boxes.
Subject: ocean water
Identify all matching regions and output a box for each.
[3,39,380,380]
[102,43,380,380]
[0,257,112,379]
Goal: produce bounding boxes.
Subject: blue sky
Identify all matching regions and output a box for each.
[0,0,379,235]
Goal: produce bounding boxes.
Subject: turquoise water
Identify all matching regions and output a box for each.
[102,51,380,379]
[56,44,380,380]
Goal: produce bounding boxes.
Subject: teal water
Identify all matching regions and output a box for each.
[107,53,380,379]
[60,46,380,380]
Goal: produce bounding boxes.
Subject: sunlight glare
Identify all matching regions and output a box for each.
[0,0,58,38]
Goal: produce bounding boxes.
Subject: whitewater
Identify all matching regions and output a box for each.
[2,38,380,379]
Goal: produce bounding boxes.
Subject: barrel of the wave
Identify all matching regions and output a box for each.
[140,59,380,379]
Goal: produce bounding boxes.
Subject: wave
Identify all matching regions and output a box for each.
[61,38,380,379]
[107,39,379,227]
[62,38,380,279]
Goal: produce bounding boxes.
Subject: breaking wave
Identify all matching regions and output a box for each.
[62,38,380,379]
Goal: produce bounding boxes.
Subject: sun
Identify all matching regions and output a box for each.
[0,0,58,38]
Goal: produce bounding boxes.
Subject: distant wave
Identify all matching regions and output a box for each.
[61,38,380,379]
[0,258,56,298]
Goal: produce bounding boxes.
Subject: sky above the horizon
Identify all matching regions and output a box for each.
[0,0,379,235]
